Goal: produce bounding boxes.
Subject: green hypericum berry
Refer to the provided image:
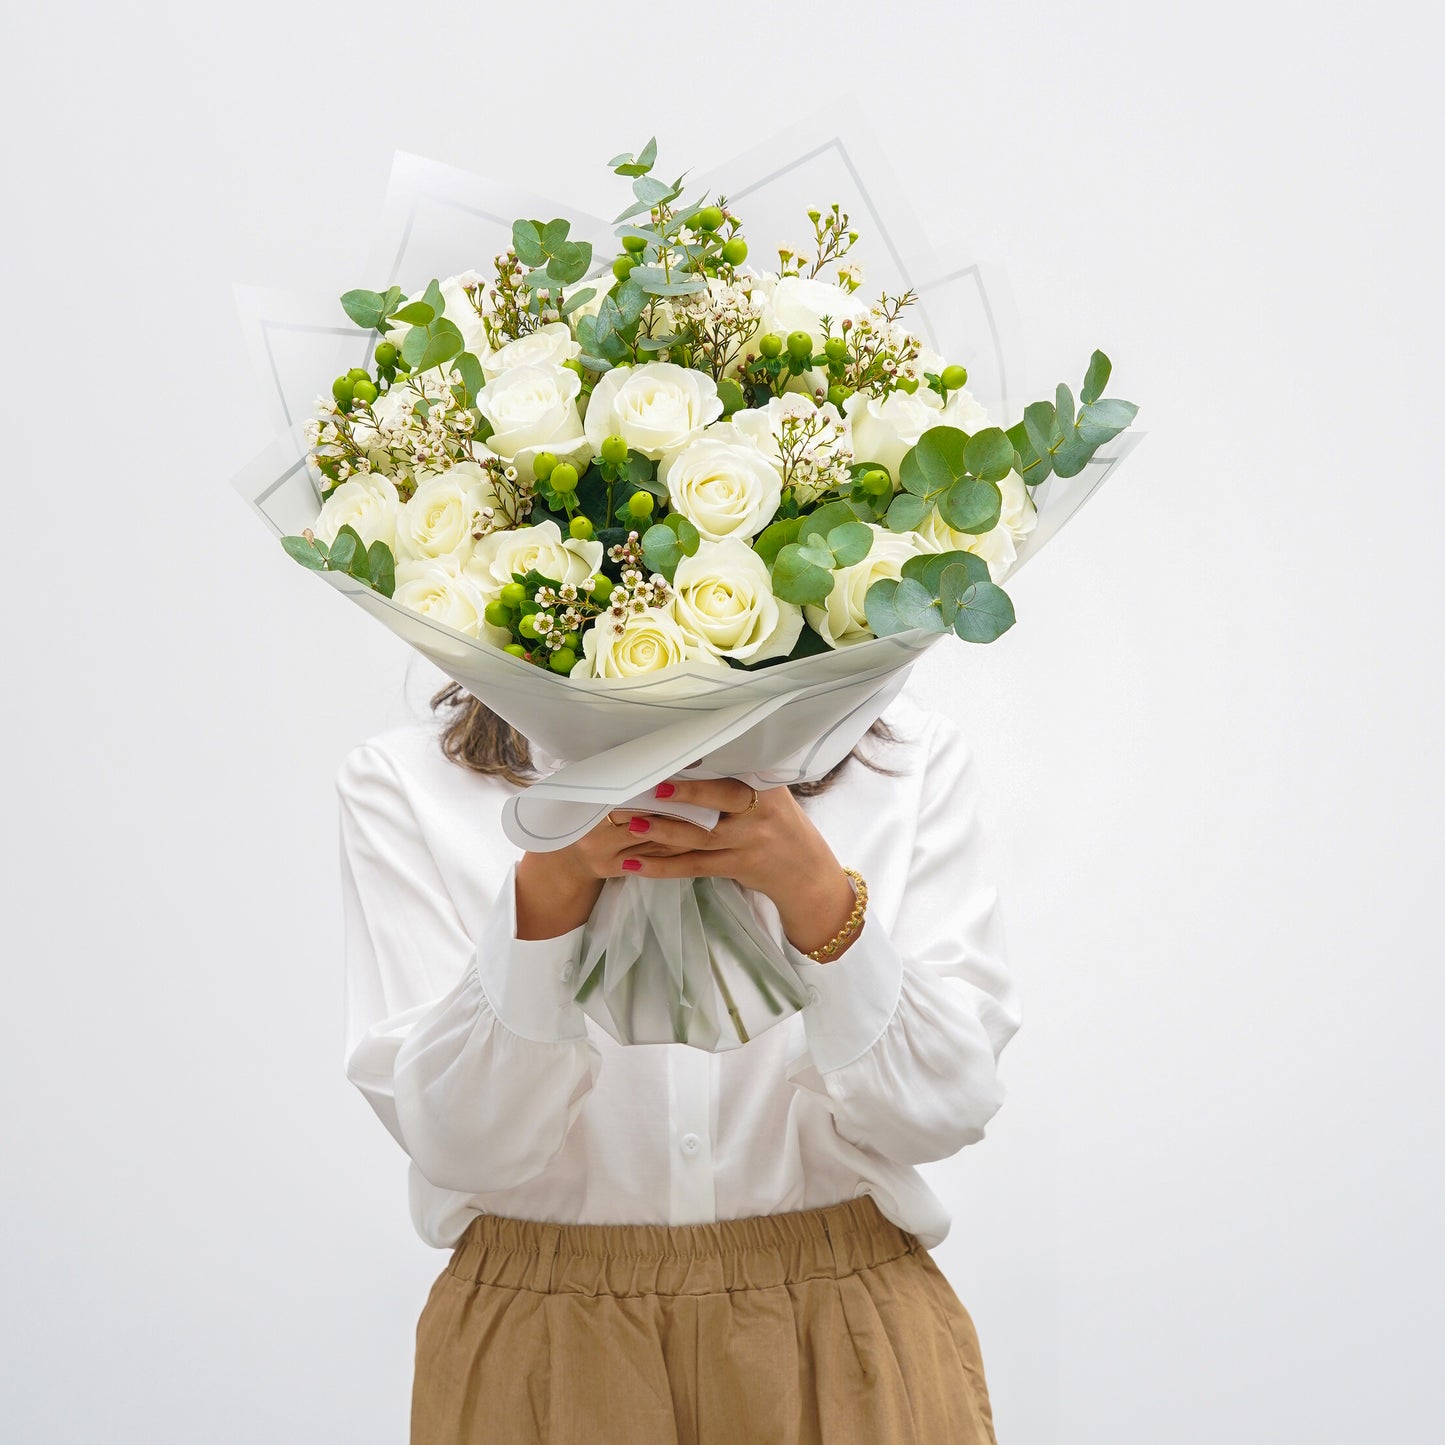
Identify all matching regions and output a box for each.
[786,331,813,362]
[827,384,851,408]
[550,462,579,493]
[533,452,558,481]
[591,575,615,604]
[484,600,511,628]
[563,631,581,648]
[627,491,655,520]
[569,516,594,541]
[758,333,783,360]
[503,643,528,659]
[599,434,630,466]
[824,337,849,364]
[500,582,528,607]
[862,469,892,496]
[352,379,378,406]
[612,256,635,281]
[346,367,369,383]
[720,238,748,265]
[696,205,725,232]
[622,234,647,254]
[374,342,397,368]
[941,364,968,390]
[331,376,354,407]
[519,614,540,640]
[549,646,578,674]
[895,376,919,394]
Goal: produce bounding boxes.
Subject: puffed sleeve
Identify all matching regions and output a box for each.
[785,717,1022,1165]
[338,742,601,1194]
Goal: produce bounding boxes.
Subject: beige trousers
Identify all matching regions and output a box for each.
[411,1193,999,1444]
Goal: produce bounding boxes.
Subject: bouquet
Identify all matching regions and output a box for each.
[233,136,1139,1051]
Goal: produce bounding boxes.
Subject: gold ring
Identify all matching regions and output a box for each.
[605,812,628,828]
[747,787,759,812]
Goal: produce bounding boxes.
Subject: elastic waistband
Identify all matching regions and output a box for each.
[444,1194,919,1298]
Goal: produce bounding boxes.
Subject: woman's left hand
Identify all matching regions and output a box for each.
[607,779,860,960]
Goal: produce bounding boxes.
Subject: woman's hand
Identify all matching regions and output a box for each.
[513,805,698,941]
[603,779,860,960]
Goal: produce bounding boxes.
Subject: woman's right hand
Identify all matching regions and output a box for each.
[513,808,685,941]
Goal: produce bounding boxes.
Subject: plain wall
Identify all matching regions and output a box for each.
[3,1,1440,1441]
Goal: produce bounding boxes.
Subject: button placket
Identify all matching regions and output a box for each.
[667,1044,716,1225]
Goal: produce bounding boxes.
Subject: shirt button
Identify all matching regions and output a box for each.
[680,1132,701,1156]
[806,985,821,1006]
[560,962,576,984]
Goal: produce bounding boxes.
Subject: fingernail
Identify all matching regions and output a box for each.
[622,858,642,872]
[628,816,650,833]
[655,782,676,798]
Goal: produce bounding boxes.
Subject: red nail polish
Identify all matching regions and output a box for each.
[628,816,650,833]
[655,782,676,799]
[622,858,642,872]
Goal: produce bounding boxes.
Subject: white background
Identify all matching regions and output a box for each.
[4,1,1441,1441]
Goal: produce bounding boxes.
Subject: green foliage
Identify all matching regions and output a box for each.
[1010,350,1139,485]
[279,526,396,599]
[894,426,1001,536]
[863,548,1013,645]
[640,513,700,580]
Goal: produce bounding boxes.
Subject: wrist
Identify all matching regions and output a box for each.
[516,850,602,941]
[776,863,857,958]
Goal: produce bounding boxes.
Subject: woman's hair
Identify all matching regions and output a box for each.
[429,682,899,795]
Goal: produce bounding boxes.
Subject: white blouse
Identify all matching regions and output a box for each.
[338,693,1022,1252]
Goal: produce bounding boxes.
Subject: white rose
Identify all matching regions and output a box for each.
[393,461,501,565]
[584,363,722,460]
[843,387,946,480]
[805,523,923,648]
[464,519,603,600]
[387,274,492,362]
[911,471,1038,583]
[578,604,725,679]
[482,321,580,380]
[671,539,803,663]
[473,364,591,482]
[313,473,401,551]
[762,275,869,341]
[939,386,991,434]
[659,433,782,542]
[392,554,499,640]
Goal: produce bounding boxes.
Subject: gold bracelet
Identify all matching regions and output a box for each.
[804,867,869,962]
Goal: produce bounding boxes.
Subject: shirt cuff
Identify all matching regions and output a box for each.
[784,914,905,1074]
[474,864,590,1044]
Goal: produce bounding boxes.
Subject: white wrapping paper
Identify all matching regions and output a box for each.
[231,124,1141,1049]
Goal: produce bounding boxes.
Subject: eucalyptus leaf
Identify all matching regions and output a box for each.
[754,516,802,565]
[511,220,544,266]
[899,426,968,499]
[418,328,463,372]
[614,277,647,326]
[939,476,1002,534]
[863,577,904,636]
[1050,432,1095,478]
[632,174,671,206]
[797,541,835,570]
[328,529,358,572]
[368,541,396,598]
[663,511,701,556]
[281,535,326,569]
[827,521,873,567]
[950,580,1016,643]
[392,301,435,326]
[560,287,597,316]
[901,549,988,596]
[400,324,429,368]
[771,545,835,606]
[892,576,948,632]
[1076,397,1139,446]
[641,523,684,580]
[885,491,932,532]
[1055,383,1075,436]
[453,351,485,407]
[962,427,1015,483]
[348,540,371,582]
[340,289,386,330]
[1081,350,1112,406]
[421,278,445,317]
[1022,401,1059,470]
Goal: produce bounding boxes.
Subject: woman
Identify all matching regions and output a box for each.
[339,681,1022,1444]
